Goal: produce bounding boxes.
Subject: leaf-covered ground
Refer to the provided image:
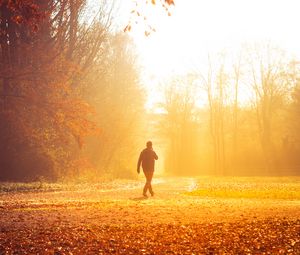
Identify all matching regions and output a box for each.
[1,177,300,254]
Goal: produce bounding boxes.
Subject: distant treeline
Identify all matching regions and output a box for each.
[155,46,300,176]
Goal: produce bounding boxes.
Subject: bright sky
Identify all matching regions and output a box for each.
[119,0,300,110]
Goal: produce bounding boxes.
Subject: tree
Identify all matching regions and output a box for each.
[0,0,112,180]
[247,43,290,172]
[199,54,229,175]
[231,52,242,169]
[83,33,145,178]
[159,74,200,175]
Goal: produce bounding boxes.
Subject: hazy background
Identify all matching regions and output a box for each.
[1,0,300,181]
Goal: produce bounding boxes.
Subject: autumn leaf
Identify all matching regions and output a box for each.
[165,0,175,5]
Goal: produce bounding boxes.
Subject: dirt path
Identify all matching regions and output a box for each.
[1,177,300,254]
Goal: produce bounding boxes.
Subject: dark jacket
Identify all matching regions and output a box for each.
[137,148,158,172]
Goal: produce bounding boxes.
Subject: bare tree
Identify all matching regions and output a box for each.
[199,54,228,175]
[247,43,289,172]
[159,74,199,175]
[232,52,243,170]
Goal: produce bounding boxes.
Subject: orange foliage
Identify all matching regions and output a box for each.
[125,0,175,35]
[0,1,101,180]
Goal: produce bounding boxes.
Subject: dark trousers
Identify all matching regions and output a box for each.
[143,169,154,195]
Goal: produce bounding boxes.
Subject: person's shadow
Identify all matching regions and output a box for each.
[130,196,148,201]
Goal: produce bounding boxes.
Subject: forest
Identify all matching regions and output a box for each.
[1,0,300,182]
[0,0,146,181]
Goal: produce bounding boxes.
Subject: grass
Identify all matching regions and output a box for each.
[186,176,300,200]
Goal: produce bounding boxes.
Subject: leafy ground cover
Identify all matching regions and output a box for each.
[187,176,300,200]
[0,177,300,254]
[0,179,143,194]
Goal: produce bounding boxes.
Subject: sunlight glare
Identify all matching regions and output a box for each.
[127,0,300,110]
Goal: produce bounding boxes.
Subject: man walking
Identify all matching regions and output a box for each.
[137,141,158,197]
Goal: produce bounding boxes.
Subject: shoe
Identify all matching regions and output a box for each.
[150,191,154,197]
[143,193,148,198]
